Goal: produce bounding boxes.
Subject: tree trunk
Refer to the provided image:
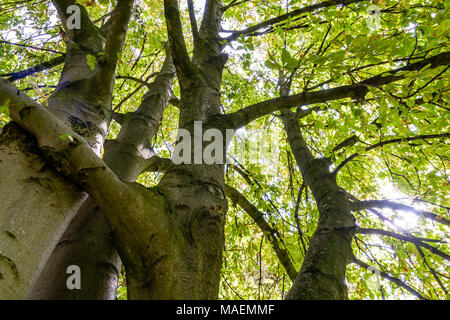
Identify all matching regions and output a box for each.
[0,123,87,299]
[112,0,230,299]
[0,0,132,299]
[281,110,355,299]
[275,77,355,299]
[123,68,229,299]
[29,52,176,299]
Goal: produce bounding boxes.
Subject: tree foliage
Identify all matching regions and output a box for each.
[0,0,448,300]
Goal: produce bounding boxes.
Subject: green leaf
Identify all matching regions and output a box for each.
[60,133,74,142]
[281,48,290,66]
[353,108,363,118]
[264,59,280,70]
[86,54,97,71]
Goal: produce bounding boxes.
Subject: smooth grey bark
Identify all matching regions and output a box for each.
[33,0,229,300]
[276,76,355,299]
[28,197,120,299]
[29,52,176,299]
[31,0,230,300]
[6,0,225,300]
[0,0,133,299]
[0,123,87,299]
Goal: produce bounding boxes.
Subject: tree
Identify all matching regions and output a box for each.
[0,0,448,300]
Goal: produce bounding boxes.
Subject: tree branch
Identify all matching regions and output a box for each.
[221,51,450,129]
[1,55,65,82]
[116,74,157,88]
[199,0,222,37]
[0,40,64,55]
[0,78,129,219]
[334,133,450,174]
[357,228,450,261]
[224,184,298,281]
[357,227,442,243]
[332,135,360,153]
[1,78,174,279]
[105,50,176,181]
[187,0,199,44]
[103,0,135,61]
[99,0,135,87]
[350,200,450,226]
[414,245,449,295]
[163,0,196,85]
[142,156,173,173]
[51,0,105,51]
[225,0,365,41]
[352,256,427,300]
[223,0,251,11]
